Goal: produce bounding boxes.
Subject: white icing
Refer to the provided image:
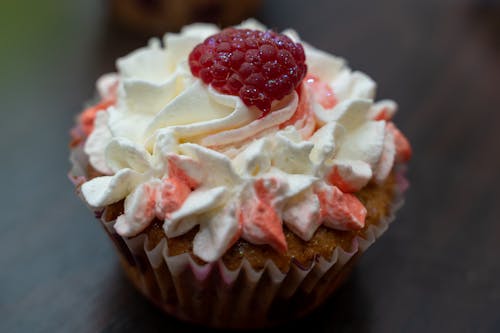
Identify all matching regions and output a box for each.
[97,73,119,99]
[81,169,147,207]
[84,111,113,175]
[114,180,162,236]
[79,21,404,262]
[370,99,398,120]
[282,189,321,241]
[330,159,373,192]
[192,200,240,262]
[164,186,228,237]
[373,124,396,183]
[336,121,386,169]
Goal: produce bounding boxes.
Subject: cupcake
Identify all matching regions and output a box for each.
[69,19,411,328]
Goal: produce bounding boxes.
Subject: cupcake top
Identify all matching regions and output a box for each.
[77,20,411,262]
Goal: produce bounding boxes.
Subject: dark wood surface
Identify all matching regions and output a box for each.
[1,1,500,332]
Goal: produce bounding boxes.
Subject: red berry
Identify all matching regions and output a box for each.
[188,28,307,115]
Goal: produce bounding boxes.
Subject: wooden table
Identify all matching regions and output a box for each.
[1,1,499,332]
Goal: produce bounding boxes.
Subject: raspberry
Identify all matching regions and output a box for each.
[189,28,307,115]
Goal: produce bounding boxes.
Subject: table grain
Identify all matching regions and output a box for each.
[1,1,499,332]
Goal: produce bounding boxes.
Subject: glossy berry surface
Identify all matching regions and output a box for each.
[188,28,307,114]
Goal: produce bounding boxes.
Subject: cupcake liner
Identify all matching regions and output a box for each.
[69,145,406,328]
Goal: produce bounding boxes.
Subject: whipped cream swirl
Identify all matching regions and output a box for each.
[79,20,410,262]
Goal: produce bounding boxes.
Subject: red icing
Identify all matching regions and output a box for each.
[254,177,279,202]
[373,107,391,121]
[327,166,357,193]
[130,164,194,224]
[155,176,191,220]
[128,177,190,231]
[387,122,412,162]
[78,82,118,136]
[79,99,114,136]
[239,178,287,253]
[305,74,337,109]
[69,126,85,148]
[316,185,366,230]
[167,155,200,189]
[140,183,158,221]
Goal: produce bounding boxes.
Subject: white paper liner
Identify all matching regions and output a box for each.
[69,144,407,328]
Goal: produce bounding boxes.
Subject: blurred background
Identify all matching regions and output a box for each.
[1,0,499,332]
